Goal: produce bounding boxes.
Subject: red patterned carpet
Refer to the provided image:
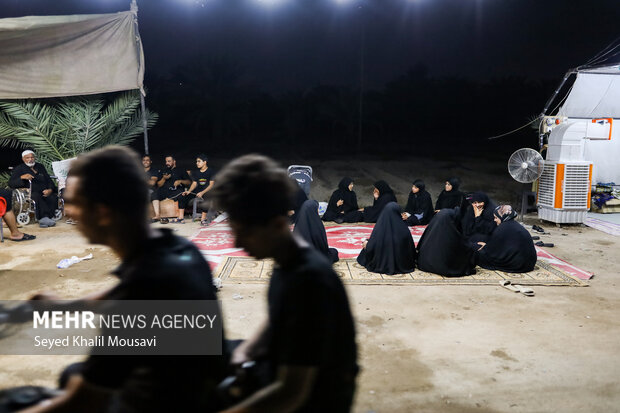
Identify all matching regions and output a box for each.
[192,221,593,281]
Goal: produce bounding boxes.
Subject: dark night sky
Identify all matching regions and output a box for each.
[2,0,619,93]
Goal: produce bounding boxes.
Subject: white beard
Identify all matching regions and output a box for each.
[25,161,36,167]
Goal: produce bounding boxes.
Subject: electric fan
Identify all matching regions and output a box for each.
[508,148,544,220]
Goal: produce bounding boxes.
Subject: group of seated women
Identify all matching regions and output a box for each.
[322,176,466,225]
[293,176,538,276]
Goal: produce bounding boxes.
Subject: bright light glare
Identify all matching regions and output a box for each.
[332,0,356,4]
[254,0,288,6]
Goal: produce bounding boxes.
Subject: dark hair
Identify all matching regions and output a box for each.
[165,155,175,161]
[68,146,148,223]
[142,154,151,160]
[413,179,425,192]
[196,153,208,162]
[212,154,297,226]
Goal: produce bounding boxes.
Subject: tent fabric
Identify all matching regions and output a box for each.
[559,67,620,119]
[0,12,144,99]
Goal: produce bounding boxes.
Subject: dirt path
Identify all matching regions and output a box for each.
[1,157,619,412]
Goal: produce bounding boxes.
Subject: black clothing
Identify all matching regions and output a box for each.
[435,177,464,210]
[416,208,475,276]
[403,189,434,226]
[362,180,397,223]
[267,247,358,412]
[289,186,308,224]
[294,200,339,263]
[0,188,13,211]
[156,166,190,201]
[178,168,215,210]
[322,177,361,223]
[145,168,160,186]
[461,192,497,248]
[9,162,57,219]
[357,202,416,274]
[476,220,537,273]
[81,229,225,413]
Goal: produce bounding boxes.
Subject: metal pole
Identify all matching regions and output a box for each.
[356,3,365,154]
[131,0,149,155]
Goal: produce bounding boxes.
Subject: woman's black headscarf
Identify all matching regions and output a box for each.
[435,177,464,210]
[476,215,537,273]
[416,208,475,276]
[294,200,339,263]
[323,177,359,222]
[363,180,397,223]
[404,179,434,225]
[357,202,416,274]
[461,191,497,247]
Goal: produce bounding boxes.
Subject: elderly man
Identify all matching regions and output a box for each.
[8,150,57,228]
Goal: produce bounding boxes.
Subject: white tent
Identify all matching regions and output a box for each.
[559,64,620,119]
[0,11,144,99]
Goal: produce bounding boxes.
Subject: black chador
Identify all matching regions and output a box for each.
[294,200,339,263]
[476,207,537,273]
[362,180,397,223]
[322,177,362,223]
[435,177,464,210]
[403,179,434,226]
[461,191,497,249]
[416,208,475,276]
[357,202,416,275]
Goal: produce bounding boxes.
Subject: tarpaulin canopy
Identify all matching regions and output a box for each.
[0,11,144,99]
[559,64,620,119]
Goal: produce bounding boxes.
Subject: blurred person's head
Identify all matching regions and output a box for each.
[65,146,149,249]
[212,154,296,259]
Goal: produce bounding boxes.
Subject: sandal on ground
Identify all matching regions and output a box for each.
[170,218,185,224]
[534,241,554,247]
[159,218,169,224]
[200,220,211,226]
[500,280,535,297]
[10,233,36,242]
[532,225,545,233]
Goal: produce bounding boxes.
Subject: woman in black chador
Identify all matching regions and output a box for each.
[461,191,497,249]
[362,180,397,223]
[402,179,434,226]
[357,202,416,275]
[294,200,339,263]
[416,208,475,276]
[322,177,363,223]
[476,205,537,273]
[435,177,464,211]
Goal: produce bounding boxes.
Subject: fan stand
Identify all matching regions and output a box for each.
[520,183,536,222]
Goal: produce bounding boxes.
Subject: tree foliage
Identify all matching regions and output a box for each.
[0,91,158,173]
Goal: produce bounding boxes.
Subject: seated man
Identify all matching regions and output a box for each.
[152,154,191,221]
[178,153,216,225]
[0,188,36,241]
[21,146,226,413]
[142,154,161,220]
[8,150,57,228]
[213,155,358,413]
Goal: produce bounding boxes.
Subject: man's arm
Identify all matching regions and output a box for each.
[197,180,215,198]
[220,365,317,413]
[9,165,28,188]
[184,181,198,196]
[19,375,112,413]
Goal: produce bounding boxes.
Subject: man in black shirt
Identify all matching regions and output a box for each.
[142,154,161,220]
[152,154,191,221]
[8,149,57,228]
[22,146,225,413]
[179,153,216,225]
[213,154,358,413]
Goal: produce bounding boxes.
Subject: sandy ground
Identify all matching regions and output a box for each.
[1,157,619,412]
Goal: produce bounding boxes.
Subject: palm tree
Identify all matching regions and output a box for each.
[0,91,158,175]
